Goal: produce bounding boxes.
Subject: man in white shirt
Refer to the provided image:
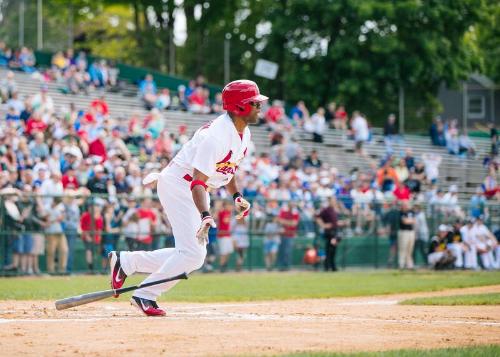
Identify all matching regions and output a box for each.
[109,80,268,316]
[351,111,369,154]
[471,216,499,270]
[460,218,478,270]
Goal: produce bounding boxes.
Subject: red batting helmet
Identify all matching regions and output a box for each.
[222,80,268,116]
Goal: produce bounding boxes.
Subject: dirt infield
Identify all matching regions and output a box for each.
[1,286,500,357]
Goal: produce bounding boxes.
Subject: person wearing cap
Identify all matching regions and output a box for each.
[86,165,108,194]
[471,216,499,270]
[447,220,467,269]
[461,218,479,270]
[428,225,456,269]
[397,200,416,270]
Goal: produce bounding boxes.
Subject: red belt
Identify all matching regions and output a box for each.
[183,174,193,182]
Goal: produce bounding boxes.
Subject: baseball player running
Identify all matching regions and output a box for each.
[108,80,268,316]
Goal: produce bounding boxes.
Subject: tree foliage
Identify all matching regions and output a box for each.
[0,0,495,125]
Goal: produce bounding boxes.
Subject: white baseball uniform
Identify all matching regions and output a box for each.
[120,113,250,300]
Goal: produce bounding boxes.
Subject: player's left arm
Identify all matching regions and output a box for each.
[227,176,250,219]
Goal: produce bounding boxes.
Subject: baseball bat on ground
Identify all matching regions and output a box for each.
[54,272,188,311]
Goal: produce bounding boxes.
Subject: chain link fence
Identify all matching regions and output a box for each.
[1,192,499,275]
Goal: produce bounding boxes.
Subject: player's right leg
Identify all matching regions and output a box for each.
[109,251,127,296]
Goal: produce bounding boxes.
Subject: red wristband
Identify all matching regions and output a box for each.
[190,179,208,191]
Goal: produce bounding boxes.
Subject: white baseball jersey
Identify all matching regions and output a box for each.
[120,113,252,301]
[173,113,250,188]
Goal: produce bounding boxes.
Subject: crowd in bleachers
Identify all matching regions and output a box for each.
[0,45,499,275]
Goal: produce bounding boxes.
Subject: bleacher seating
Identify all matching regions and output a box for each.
[0,68,491,202]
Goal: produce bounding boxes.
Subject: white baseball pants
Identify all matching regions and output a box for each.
[120,163,208,300]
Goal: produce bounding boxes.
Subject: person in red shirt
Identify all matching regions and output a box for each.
[25,111,48,136]
[61,166,79,189]
[136,199,157,249]
[188,87,210,114]
[217,201,233,272]
[393,181,411,201]
[265,100,285,127]
[80,202,104,273]
[88,133,107,163]
[277,201,300,271]
[90,95,109,117]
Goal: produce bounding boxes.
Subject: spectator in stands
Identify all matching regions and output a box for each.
[398,200,416,270]
[429,117,446,146]
[32,84,54,121]
[333,104,348,130]
[40,171,63,210]
[482,165,499,200]
[428,224,456,269]
[393,180,411,201]
[394,158,409,183]
[90,95,109,117]
[211,92,224,114]
[18,47,36,73]
[156,88,171,110]
[422,153,442,184]
[277,201,300,271]
[80,200,104,273]
[442,185,464,218]
[289,100,308,129]
[139,74,157,109]
[383,114,400,154]
[376,158,398,192]
[176,84,189,111]
[86,164,109,194]
[1,71,17,102]
[29,132,49,161]
[351,111,369,154]
[311,107,326,143]
[458,130,476,158]
[446,129,460,155]
[304,149,322,168]
[188,86,210,114]
[265,100,285,130]
[488,122,498,156]
[324,102,336,128]
[470,186,488,219]
[0,41,9,66]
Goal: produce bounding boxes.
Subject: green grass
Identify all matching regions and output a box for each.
[401,292,500,306]
[274,345,500,356]
[1,270,499,302]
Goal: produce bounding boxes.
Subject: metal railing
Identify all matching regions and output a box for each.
[0,193,498,274]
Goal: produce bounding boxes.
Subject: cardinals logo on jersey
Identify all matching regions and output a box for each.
[216,150,236,175]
